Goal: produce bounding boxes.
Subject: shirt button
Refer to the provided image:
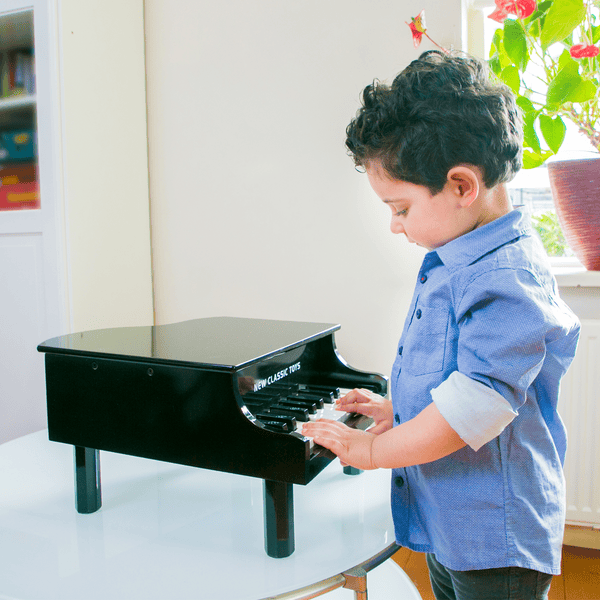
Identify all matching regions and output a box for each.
[394,476,404,488]
[416,309,422,319]
[394,414,400,424]
[420,275,427,283]
[398,346,403,356]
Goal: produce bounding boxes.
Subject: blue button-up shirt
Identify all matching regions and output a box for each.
[390,209,580,575]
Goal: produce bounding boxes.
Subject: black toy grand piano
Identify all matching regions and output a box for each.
[37,317,387,558]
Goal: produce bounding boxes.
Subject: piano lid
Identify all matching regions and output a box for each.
[37,316,340,371]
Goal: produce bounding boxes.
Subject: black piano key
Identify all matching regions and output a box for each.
[243,397,271,406]
[288,393,325,409]
[265,383,301,394]
[270,404,310,422]
[268,382,301,389]
[279,399,317,415]
[301,385,340,399]
[245,391,282,402]
[256,413,297,431]
[260,420,290,433]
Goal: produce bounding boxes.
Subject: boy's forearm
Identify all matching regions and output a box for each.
[372,402,467,469]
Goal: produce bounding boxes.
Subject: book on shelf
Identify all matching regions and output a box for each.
[0,49,35,99]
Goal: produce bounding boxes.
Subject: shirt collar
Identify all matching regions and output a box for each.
[433,209,531,269]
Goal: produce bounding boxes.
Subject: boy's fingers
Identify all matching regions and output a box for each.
[337,400,377,417]
[337,389,382,412]
[302,420,349,445]
[302,419,343,435]
[368,421,390,435]
[339,388,372,405]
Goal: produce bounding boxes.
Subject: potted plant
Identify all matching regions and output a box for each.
[407,2,600,270]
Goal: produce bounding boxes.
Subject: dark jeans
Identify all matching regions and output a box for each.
[426,553,553,600]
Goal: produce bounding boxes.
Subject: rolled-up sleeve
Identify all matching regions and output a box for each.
[431,371,517,450]
[454,267,563,412]
[428,266,573,450]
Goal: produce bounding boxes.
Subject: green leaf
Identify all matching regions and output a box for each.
[593,25,600,44]
[522,149,553,168]
[540,0,586,49]
[528,18,541,38]
[570,79,598,102]
[546,62,582,105]
[523,114,542,153]
[517,98,541,153]
[532,211,568,256]
[561,33,575,48]
[522,150,546,168]
[539,114,566,153]
[525,0,554,24]
[501,65,521,94]
[516,96,536,115]
[490,28,504,56]
[493,29,512,65]
[503,19,529,71]
[489,54,502,76]
[558,49,577,70]
[488,28,513,76]
[524,0,553,37]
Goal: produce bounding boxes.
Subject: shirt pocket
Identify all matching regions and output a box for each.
[403,305,449,376]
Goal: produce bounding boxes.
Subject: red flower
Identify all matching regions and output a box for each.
[407,10,427,48]
[488,0,536,23]
[570,44,600,58]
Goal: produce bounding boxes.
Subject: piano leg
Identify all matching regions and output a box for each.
[74,446,102,514]
[263,479,294,558]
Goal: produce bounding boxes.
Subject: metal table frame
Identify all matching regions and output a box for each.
[260,543,400,600]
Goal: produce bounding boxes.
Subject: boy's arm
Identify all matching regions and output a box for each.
[302,402,466,471]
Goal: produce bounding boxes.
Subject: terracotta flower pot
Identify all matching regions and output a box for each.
[547,155,600,271]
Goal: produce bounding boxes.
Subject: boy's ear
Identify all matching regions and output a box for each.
[446,166,479,208]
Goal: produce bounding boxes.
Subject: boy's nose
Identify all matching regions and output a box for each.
[390,217,405,235]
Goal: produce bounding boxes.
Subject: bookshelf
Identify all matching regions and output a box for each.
[0,8,37,211]
[0,94,36,110]
[0,94,35,128]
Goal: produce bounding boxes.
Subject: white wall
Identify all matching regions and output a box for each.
[144,0,464,376]
[59,0,153,333]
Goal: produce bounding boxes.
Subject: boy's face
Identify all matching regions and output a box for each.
[366,161,473,251]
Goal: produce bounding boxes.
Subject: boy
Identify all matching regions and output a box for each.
[302,51,580,600]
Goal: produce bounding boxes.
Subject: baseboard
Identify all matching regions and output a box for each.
[563,523,600,550]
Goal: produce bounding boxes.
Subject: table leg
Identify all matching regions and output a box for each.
[342,565,368,600]
[263,480,294,558]
[74,446,102,514]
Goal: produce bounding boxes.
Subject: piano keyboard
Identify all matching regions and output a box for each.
[242,384,360,450]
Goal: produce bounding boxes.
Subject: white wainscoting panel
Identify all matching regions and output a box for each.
[0,233,48,442]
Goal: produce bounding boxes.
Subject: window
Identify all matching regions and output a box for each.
[470,2,594,266]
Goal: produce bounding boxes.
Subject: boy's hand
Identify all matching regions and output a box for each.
[337,388,395,435]
[301,419,378,470]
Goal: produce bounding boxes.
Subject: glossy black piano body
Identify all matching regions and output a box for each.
[38,317,388,557]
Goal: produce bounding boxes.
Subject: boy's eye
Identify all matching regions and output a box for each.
[395,209,408,217]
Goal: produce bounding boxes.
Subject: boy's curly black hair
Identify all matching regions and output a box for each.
[345,50,523,194]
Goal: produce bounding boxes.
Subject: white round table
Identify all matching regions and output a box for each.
[0,431,421,599]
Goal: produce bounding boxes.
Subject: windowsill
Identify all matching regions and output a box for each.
[553,261,600,288]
